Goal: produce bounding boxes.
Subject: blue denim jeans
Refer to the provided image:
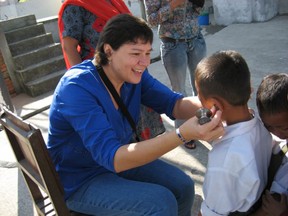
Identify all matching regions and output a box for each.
[66,159,194,216]
[160,34,207,128]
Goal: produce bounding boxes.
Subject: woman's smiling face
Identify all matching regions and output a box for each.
[109,40,152,84]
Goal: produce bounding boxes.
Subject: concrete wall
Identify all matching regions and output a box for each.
[0,50,15,111]
[1,0,287,30]
[279,0,288,14]
[212,0,284,25]
[0,0,61,20]
[38,16,60,43]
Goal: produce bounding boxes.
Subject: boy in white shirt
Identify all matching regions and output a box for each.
[255,73,288,216]
[195,50,272,216]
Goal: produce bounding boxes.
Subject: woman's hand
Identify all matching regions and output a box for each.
[180,108,224,143]
[114,106,223,173]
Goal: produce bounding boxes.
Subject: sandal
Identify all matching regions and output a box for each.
[184,140,196,149]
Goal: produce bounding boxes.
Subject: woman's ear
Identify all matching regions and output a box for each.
[103,44,113,57]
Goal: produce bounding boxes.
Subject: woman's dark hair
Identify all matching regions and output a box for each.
[256,73,288,117]
[95,14,153,65]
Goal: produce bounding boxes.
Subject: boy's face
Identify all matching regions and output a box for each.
[261,112,288,139]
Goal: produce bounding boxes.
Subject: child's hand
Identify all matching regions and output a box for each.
[262,190,288,216]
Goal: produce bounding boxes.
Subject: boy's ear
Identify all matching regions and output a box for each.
[208,98,224,112]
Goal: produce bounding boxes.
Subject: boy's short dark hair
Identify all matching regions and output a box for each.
[195,50,251,106]
[256,73,288,116]
[95,14,153,65]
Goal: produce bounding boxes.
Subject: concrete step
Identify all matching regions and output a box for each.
[9,33,54,56]
[25,70,66,97]
[16,56,66,84]
[5,23,46,44]
[1,14,66,99]
[0,14,37,32]
[13,43,63,70]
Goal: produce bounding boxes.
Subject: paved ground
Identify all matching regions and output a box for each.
[0,11,287,216]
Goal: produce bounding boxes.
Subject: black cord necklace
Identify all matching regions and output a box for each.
[96,64,140,142]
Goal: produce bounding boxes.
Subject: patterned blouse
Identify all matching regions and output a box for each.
[62,5,100,61]
[145,0,201,39]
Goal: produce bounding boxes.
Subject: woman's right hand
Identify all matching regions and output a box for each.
[179,109,224,143]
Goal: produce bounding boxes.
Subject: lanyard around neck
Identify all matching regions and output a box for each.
[96,65,140,142]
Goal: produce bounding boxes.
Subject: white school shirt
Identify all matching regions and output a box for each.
[201,115,272,216]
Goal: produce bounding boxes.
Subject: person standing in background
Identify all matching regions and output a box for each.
[58,0,131,69]
[58,0,166,141]
[144,0,207,149]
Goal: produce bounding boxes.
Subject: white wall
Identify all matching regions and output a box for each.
[0,0,62,20]
[213,0,280,25]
